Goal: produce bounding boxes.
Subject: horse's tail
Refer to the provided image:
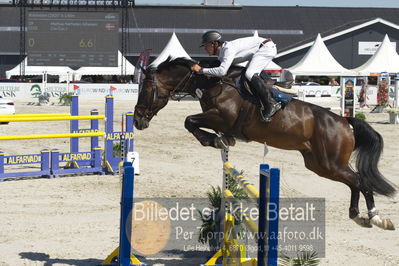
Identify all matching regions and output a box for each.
[346,117,396,197]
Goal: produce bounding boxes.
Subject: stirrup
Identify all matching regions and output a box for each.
[260,102,282,122]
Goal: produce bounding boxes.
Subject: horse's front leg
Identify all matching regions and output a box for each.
[184,109,235,149]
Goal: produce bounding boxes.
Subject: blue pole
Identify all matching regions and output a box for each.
[40,149,51,178]
[0,151,5,180]
[50,149,60,178]
[119,161,134,266]
[267,168,280,266]
[105,96,116,173]
[258,164,269,266]
[92,147,102,171]
[125,112,134,153]
[70,95,79,153]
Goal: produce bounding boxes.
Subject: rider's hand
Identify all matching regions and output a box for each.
[191,64,202,73]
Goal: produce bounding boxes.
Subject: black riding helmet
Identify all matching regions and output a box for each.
[200,30,223,47]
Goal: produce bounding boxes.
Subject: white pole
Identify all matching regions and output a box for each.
[67,71,70,94]
[353,78,357,116]
[340,76,345,116]
[362,76,369,108]
[42,71,47,91]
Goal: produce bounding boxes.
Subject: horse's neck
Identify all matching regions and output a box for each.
[173,65,244,99]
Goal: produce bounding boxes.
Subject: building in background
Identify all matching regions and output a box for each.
[0,2,398,78]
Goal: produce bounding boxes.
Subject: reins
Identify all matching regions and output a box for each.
[170,70,195,101]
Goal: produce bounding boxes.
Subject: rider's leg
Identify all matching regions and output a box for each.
[249,74,281,122]
[246,41,280,122]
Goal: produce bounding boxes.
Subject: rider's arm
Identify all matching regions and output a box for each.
[202,43,235,77]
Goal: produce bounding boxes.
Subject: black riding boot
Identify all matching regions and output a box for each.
[250,74,281,122]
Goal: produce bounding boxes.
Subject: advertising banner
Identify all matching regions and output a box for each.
[0,82,138,101]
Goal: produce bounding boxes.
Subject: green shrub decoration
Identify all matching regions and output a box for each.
[58,92,74,106]
[355,113,366,121]
[198,170,249,245]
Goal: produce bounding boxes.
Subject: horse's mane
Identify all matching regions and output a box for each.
[152,56,243,82]
[156,56,196,72]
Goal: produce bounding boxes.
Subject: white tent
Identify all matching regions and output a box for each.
[6,58,74,81]
[74,51,135,80]
[150,32,191,67]
[352,34,399,76]
[265,61,282,71]
[288,34,355,76]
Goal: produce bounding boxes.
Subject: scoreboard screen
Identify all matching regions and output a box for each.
[27,11,119,68]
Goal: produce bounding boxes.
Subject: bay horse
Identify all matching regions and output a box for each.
[134,57,396,230]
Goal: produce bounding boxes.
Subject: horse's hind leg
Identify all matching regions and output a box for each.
[300,150,372,228]
[184,110,236,149]
[361,189,395,230]
[302,148,395,229]
[349,187,372,228]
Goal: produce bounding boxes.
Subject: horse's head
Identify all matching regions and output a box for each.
[134,57,196,130]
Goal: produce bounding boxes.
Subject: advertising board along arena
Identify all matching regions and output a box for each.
[0,82,139,100]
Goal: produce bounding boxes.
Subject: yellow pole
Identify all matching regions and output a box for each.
[0,132,105,140]
[0,113,71,118]
[0,115,104,122]
[224,190,259,234]
[224,162,259,199]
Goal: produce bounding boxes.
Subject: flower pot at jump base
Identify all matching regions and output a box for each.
[389,113,399,124]
[372,105,385,113]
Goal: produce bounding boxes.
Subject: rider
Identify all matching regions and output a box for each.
[191,30,281,122]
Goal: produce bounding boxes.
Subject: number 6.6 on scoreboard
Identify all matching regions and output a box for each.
[79,39,95,48]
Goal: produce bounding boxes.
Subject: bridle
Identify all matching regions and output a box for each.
[135,72,162,120]
[135,68,195,119]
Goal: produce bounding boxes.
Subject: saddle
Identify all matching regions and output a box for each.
[236,70,297,105]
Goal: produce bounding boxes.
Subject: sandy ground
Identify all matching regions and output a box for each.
[0,98,398,266]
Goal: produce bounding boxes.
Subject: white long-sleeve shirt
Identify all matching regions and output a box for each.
[202,36,266,77]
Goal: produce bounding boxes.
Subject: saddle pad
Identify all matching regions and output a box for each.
[271,87,294,103]
[235,78,260,105]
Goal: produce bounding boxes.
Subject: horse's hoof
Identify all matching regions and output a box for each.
[382,219,395,230]
[352,215,372,228]
[370,215,395,230]
[224,136,236,146]
[214,136,229,150]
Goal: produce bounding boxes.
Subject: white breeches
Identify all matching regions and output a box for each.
[245,41,277,80]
